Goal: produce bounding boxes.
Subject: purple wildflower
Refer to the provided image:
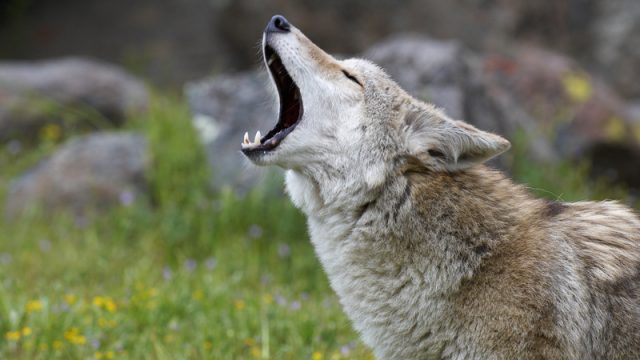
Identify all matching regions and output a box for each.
[248,225,263,238]
[290,300,301,311]
[118,190,135,207]
[277,243,291,257]
[163,266,173,281]
[205,257,217,270]
[184,259,197,272]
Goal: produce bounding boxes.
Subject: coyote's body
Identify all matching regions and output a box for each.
[243,16,640,359]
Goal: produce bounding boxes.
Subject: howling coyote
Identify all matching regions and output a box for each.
[241,15,640,360]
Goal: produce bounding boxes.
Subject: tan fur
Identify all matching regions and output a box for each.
[245,18,640,359]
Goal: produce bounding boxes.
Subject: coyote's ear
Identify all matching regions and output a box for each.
[402,106,510,171]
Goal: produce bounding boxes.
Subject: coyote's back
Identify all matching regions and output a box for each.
[551,201,640,358]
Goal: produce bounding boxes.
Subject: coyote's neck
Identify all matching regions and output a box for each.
[287,164,540,290]
[286,164,536,249]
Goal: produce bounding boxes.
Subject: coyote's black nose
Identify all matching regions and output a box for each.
[266,15,290,33]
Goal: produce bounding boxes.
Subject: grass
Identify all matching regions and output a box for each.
[0,95,636,359]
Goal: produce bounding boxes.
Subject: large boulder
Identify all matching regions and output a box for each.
[185,70,282,192]
[0,57,148,144]
[5,132,148,217]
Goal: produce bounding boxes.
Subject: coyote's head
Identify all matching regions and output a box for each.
[242,16,510,200]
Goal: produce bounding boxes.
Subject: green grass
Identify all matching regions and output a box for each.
[0,95,636,359]
[0,96,372,360]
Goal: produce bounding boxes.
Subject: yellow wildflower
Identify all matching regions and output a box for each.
[233,299,246,311]
[562,72,592,103]
[262,293,273,305]
[73,335,87,345]
[53,340,64,350]
[40,123,62,142]
[93,296,117,312]
[63,327,87,345]
[95,352,104,359]
[605,116,625,141]
[5,331,21,341]
[104,299,117,312]
[192,289,204,301]
[312,351,324,360]
[25,299,44,313]
[250,346,261,358]
[105,351,115,359]
[21,327,32,336]
[64,294,77,305]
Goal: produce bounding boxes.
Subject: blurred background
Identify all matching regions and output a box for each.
[0,1,639,359]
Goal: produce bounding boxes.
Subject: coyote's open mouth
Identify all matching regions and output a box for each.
[241,45,303,156]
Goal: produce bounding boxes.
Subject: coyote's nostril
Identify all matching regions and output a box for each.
[266,15,291,33]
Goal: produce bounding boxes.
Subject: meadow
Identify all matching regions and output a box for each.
[0,95,635,359]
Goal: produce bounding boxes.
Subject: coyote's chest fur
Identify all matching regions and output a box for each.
[300,196,459,358]
[245,15,640,360]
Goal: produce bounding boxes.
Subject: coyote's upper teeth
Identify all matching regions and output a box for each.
[243,132,250,144]
[255,131,261,144]
[268,57,275,66]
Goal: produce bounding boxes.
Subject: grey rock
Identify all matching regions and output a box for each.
[5,132,148,217]
[627,101,640,122]
[0,57,148,143]
[594,0,640,98]
[185,70,283,192]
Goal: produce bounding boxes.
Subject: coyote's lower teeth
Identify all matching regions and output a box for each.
[241,131,263,147]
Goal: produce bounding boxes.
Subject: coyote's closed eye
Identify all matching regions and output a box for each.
[342,70,363,87]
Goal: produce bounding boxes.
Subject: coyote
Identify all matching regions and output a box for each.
[242,15,640,359]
